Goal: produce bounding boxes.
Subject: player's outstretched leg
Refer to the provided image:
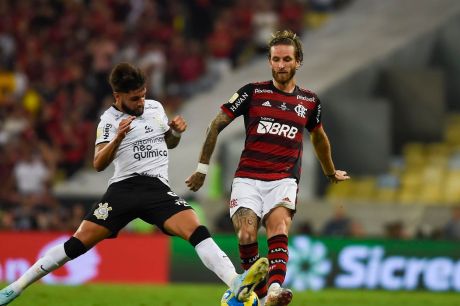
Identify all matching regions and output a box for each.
[0,285,20,306]
[231,257,269,302]
[265,284,293,306]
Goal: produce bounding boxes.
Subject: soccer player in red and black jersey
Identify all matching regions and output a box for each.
[186,30,350,306]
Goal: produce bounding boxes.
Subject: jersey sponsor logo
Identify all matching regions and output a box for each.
[133,148,168,161]
[294,104,307,118]
[229,92,249,112]
[257,120,299,139]
[132,137,168,161]
[103,123,112,140]
[262,101,272,107]
[133,136,164,147]
[93,203,112,220]
[254,88,273,94]
[297,95,315,102]
[279,102,289,111]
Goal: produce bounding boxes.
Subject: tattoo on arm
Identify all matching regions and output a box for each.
[232,208,260,231]
[199,111,232,164]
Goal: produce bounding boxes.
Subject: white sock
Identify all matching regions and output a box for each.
[195,238,238,287]
[268,282,281,294]
[12,243,70,292]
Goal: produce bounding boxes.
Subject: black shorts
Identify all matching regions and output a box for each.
[84,175,193,238]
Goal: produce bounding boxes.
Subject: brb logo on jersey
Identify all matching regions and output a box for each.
[257,120,298,139]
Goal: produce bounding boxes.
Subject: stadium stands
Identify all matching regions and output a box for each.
[2,0,460,238]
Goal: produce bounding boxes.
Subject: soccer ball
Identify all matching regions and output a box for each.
[220,289,259,306]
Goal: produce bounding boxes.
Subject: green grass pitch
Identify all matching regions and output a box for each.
[1,283,459,306]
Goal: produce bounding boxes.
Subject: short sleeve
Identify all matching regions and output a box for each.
[306,96,322,132]
[95,119,117,145]
[221,83,254,119]
[157,102,170,133]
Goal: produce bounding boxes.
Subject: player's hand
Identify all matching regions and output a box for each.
[169,115,187,134]
[327,170,350,183]
[185,172,206,192]
[116,116,135,140]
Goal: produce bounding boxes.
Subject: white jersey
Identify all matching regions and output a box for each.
[95,99,170,186]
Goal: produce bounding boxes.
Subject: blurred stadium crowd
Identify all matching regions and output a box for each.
[4,0,458,242]
[0,0,353,232]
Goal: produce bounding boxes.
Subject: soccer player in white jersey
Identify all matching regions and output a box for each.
[0,63,268,306]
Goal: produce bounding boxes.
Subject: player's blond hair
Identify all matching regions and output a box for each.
[268,30,304,64]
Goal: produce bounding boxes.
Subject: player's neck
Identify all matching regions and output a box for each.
[273,79,296,93]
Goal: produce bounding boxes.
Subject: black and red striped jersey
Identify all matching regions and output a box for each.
[221,80,322,182]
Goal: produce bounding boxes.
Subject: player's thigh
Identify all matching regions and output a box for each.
[261,178,298,218]
[85,180,138,238]
[163,209,201,240]
[73,220,111,248]
[229,178,264,219]
[139,187,194,237]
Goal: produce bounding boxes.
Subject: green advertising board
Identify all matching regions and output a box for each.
[171,235,460,292]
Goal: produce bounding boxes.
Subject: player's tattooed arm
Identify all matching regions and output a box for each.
[199,111,232,164]
[186,111,232,191]
[232,208,260,238]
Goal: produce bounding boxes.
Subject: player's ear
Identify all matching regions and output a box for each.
[113,92,120,102]
[296,60,301,69]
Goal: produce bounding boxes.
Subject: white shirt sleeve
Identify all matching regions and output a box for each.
[95,119,117,145]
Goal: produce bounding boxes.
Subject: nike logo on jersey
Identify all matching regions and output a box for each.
[40,265,50,273]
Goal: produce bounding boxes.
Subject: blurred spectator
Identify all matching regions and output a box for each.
[228,0,254,67]
[252,0,279,54]
[138,42,167,99]
[296,220,315,236]
[207,10,235,77]
[321,205,363,237]
[384,220,407,239]
[444,206,460,240]
[279,0,306,36]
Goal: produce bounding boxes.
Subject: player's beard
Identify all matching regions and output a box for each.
[121,101,144,117]
[272,68,296,85]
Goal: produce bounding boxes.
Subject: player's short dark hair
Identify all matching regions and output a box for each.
[268,30,304,64]
[109,62,146,93]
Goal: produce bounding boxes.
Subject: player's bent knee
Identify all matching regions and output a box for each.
[64,236,88,259]
[237,229,257,244]
[189,225,211,247]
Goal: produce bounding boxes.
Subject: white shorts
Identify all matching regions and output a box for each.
[229,177,298,219]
